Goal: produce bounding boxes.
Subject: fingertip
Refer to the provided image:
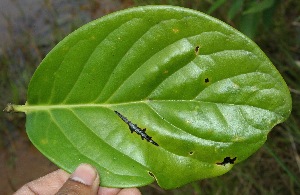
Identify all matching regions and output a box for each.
[97,187,141,195]
[56,164,100,195]
[98,187,121,195]
[70,164,98,186]
[117,188,142,195]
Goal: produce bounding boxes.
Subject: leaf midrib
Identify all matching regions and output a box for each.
[14,99,283,119]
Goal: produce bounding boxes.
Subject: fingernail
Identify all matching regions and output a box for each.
[71,164,97,186]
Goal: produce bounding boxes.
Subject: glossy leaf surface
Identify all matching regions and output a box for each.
[17,6,291,189]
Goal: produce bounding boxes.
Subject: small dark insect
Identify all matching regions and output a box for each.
[205,78,209,83]
[114,111,159,146]
[216,157,237,166]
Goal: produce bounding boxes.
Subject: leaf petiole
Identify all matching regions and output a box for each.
[3,103,27,113]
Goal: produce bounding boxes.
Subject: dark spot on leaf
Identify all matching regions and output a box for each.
[195,46,200,55]
[114,111,159,146]
[216,157,237,166]
[205,78,209,83]
[189,151,194,155]
[148,171,155,178]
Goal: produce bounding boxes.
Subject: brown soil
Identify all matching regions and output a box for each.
[0,129,58,194]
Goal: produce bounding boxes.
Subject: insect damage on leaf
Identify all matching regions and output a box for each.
[195,45,200,55]
[114,111,159,146]
[10,5,292,189]
[216,157,237,166]
[148,171,155,178]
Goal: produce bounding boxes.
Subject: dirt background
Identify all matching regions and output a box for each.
[0,124,58,194]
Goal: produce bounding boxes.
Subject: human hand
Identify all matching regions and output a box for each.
[15,164,141,195]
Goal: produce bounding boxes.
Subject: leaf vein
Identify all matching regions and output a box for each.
[48,110,117,175]
[69,108,151,174]
[145,102,233,144]
[93,18,181,102]
[103,30,224,103]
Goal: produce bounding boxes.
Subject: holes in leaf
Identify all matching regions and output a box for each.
[195,46,200,55]
[148,171,155,178]
[205,78,209,83]
[216,157,237,166]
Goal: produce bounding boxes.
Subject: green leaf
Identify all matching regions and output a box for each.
[12,5,291,189]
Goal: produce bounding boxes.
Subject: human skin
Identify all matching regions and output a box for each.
[14,164,141,195]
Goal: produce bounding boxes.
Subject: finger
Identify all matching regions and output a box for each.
[117,188,142,195]
[14,169,70,195]
[56,164,99,195]
[98,187,122,195]
[98,187,141,195]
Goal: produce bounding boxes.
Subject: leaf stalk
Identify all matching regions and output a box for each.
[3,103,27,113]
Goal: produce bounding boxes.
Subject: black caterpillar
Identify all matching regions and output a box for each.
[114,111,159,146]
[216,157,237,166]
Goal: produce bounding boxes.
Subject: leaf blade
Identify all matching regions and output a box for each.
[21,5,291,189]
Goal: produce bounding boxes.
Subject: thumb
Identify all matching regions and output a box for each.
[56,164,99,195]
